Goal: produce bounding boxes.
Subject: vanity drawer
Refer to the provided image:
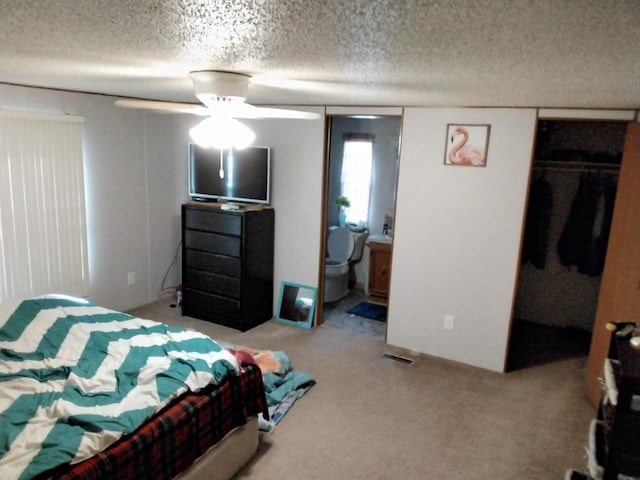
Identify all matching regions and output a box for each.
[184,230,241,257]
[185,249,241,278]
[184,208,242,236]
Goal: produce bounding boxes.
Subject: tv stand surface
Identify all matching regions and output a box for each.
[186,200,270,213]
[220,203,244,211]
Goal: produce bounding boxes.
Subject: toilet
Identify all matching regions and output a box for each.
[324,227,368,303]
[348,230,368,289]
[324,227,353,303]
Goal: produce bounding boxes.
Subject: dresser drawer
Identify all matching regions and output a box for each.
[183,268,241,298]
[181,203,273,331]
[184,230,241,257]
[185,209,242,236]
[185,249,241,277]
[183,288,241,319]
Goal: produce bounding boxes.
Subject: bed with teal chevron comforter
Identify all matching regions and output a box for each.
[0,295,240,480]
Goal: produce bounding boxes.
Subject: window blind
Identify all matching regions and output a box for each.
[0,111,89,302]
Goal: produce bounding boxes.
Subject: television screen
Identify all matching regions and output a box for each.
[188,145,271,204]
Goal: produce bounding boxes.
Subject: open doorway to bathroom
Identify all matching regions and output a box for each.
[318,113,402,339]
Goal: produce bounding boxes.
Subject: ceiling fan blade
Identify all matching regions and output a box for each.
[114,98,210,116]
[220,103,321,120]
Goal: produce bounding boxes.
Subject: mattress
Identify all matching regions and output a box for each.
[176,416,259,480]
[46,364,267,480]
[0,295,268,480]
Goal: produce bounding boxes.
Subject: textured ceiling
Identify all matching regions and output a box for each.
[0,0,638,109]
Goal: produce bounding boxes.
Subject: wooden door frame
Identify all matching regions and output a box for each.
[314,115,333,326]
[315,108,404,329]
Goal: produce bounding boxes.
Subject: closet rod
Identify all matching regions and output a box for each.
[534,160,620,173]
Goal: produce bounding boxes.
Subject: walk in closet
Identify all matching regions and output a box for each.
[508,120,627,371]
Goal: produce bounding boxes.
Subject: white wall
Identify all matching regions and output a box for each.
[174,109,326,310]
[2,84,542,372]
[388,108,537,372]
[0,84,179,311]
[250,110,326,299]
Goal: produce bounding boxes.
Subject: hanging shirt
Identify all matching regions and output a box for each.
[557,173,617,276]
[521,175,553,269]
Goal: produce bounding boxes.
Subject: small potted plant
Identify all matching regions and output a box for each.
[334,195,350,227]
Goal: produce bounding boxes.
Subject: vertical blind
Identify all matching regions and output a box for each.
[0,111,89,302]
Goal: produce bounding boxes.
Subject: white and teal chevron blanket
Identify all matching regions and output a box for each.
[0,295,239,480]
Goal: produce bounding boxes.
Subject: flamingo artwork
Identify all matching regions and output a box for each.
[447,126,487,166]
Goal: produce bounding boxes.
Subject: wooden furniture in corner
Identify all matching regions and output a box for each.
[368,240,392,306]
[584,122,640,407]
[181,202,274,331]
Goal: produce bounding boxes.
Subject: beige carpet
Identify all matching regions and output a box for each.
[129,299,594,480]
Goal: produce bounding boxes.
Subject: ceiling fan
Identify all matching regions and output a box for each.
[115,71,320,149]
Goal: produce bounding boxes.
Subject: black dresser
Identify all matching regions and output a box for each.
[181,202,274,331]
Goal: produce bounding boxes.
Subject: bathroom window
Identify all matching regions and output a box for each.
[341,134,373,226]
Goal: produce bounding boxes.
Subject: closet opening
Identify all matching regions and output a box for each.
[507,119,627,371]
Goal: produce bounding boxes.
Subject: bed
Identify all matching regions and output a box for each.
[0,295,268,480]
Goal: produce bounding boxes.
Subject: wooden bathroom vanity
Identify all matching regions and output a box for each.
[367,237,392,305]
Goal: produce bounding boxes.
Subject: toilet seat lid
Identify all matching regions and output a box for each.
[327,227,354,261]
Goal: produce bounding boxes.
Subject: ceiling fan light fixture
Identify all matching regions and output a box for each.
[189,116,256,150]
[190,71,250,107]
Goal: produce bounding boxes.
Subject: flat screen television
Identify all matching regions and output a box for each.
[188,145,271,204]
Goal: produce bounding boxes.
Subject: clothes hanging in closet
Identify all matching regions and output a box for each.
[557,172,617,276]
[521,174,553,269]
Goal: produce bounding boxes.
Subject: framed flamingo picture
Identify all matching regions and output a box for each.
[444,124,490,167]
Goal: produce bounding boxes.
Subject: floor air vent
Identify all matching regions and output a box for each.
[380,352,414,365]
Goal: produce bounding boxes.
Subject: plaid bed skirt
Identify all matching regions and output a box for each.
[42,365,267,480]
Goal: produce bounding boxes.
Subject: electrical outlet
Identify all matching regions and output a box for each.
[443,314,455,331]
[127,272,135,286]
